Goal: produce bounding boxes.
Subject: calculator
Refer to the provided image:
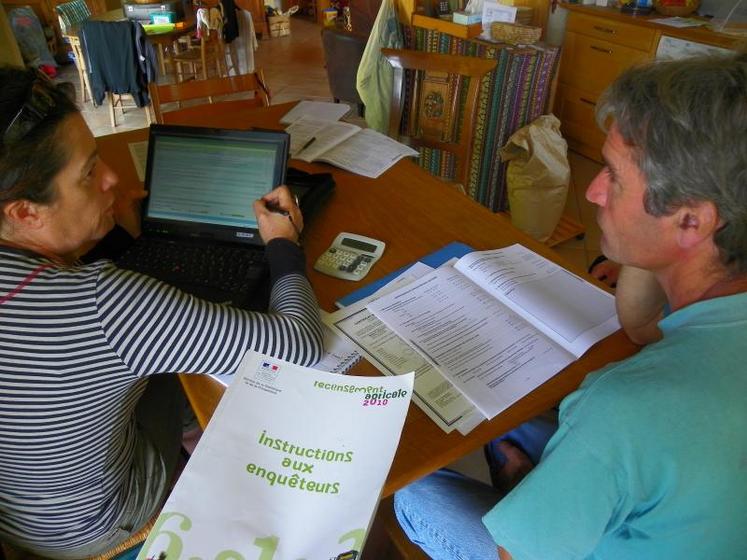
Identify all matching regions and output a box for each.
[314,232,385,281]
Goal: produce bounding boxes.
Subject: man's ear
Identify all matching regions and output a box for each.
[675,200,720,250]
[2,199,46,230]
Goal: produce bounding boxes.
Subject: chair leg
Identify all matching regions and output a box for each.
[227,42,238,76]
[107,92,116,127]
[75,64,86,103]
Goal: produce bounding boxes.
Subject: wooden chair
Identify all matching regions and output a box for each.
[1,512,158,560]
[55,0,92,103]
[173,22,228,81]
[178,374,225,430]
[148,71,270,124]
[322,27,366,117]
[381,48,497,191]
[79,19,155,128]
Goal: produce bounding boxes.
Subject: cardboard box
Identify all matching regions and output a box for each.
[452,10,482,24]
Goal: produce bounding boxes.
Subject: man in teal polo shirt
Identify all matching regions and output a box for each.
[394,53,747,559]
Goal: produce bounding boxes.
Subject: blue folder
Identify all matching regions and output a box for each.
[335,241,474,308]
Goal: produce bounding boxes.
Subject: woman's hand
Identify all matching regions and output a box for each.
[254,185,303,245]
[113,185,147,239]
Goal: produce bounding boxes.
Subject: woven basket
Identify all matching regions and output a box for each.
[490,22,542,45]
[268,14,290,37]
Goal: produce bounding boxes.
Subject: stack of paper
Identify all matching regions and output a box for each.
[325,244,621,434]
[285,116,418,179]
[279,100,352,124]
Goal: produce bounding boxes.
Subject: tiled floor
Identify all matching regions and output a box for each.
[58,11,606,499]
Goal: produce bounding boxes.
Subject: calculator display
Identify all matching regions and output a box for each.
[341,237,377,253]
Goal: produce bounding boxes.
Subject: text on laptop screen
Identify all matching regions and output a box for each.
[147,135,280,229]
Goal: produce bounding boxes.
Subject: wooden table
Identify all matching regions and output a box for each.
[96,102,639,497]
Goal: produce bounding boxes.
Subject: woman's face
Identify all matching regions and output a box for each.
[38,113,118,258]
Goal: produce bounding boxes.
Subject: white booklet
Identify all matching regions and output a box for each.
[367,244,621,419]
[139,351,413,559]
[279,100,352,124]
[286,116,418,178]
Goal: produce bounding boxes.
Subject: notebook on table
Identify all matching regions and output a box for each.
[117,124,290,310]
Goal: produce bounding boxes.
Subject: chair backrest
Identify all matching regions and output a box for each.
[56,0,91,36]
[178,373,224,430]
[149,71,271,123]
[321,27,366,111]
[382,48,497,188]
[349,0,382,36]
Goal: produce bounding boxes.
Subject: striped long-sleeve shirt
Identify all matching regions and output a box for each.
[0,239,323,551]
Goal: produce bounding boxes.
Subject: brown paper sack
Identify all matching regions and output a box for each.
[500,115,570,243]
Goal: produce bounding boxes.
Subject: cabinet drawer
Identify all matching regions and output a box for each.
[559,31,652,96]
[567,12,657,51]
[554,84,606,162]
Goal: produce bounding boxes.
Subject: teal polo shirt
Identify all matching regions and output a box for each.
[482,292,747,559]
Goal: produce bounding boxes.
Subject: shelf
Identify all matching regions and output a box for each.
[411,13,482,38]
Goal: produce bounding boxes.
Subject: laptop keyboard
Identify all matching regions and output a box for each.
[118,239,267,297]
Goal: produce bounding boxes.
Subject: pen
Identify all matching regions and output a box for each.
[298,136,316,154]
[265,202,302,238]
[266,202,289,216]
[265,195,299,216]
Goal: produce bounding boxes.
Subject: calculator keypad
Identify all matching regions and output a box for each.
[316,249,372,276]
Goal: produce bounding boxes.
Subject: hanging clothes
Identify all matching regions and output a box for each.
[233,9,258,74]
[221,0,239,43]
[81,20,157,107]
[355,0,403,133]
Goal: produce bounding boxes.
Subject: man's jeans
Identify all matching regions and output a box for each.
[394,413,558,559]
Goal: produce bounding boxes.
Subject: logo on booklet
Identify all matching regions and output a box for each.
[255,361,281,384]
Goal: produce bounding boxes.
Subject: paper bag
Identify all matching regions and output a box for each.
[500,115,570,243]
[138,352,413,559]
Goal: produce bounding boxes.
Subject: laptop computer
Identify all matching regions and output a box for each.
[117,124,290,310]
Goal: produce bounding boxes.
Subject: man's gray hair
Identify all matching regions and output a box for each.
[596,52,747,274]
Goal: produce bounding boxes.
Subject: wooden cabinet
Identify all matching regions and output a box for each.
[554,4,741,162]
[555,8,656,161]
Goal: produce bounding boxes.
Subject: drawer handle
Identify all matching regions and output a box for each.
[593,25,616,34]
[580,97,597,106]
[591,45,613,54]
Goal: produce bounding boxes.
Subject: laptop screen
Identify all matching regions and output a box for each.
[143,125,289,244]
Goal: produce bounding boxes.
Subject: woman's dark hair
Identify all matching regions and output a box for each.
[0,67,80,219]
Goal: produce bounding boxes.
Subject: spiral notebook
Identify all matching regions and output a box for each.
[315,318,362,375]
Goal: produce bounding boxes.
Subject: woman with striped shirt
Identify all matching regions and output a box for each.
[0,68,323,557]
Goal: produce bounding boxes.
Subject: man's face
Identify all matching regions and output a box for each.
[585,124,676,269]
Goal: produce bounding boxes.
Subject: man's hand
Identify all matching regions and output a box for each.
[616,265,665,345]
[589,257,621,288]
[254,185,304,245]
